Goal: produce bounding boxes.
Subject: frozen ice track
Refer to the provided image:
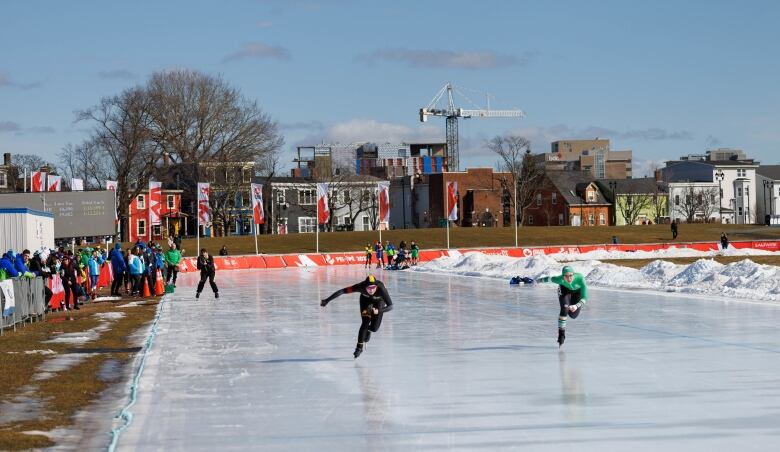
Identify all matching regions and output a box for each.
[116,266,780,451]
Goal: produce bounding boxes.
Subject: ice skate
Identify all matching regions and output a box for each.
[353,344,364,359]
[557,329,565,347]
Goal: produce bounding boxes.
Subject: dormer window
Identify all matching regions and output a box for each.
[587,189,596,203]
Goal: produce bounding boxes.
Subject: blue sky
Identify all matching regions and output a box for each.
[2,0,779,176]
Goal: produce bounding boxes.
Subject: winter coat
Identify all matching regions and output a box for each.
[197,255,216,275]
[59,259,78,283]
[154,252,164,270]
[128,254,144,275]
[0,251,19,278]
[110,244,127,274]
[14,254,30,274]
[88,255,105,276]
[164,249,182,266]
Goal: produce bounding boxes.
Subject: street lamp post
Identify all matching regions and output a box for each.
[608,181,618,225]
[715,170,725,223]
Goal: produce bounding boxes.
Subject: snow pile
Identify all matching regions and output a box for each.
[553,245,776,261]
[414,251,780,302]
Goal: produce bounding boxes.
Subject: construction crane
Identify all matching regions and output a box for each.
[419,82,525,171]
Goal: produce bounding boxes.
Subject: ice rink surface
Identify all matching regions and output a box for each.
[117,266,780,451]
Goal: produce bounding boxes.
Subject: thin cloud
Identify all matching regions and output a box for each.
[98,70,137,80]
[0,121,22,132]
[0,72,43,90]
[280,120,325,132]
[26,126,56,134]
[356,48,534,70]
[222,42,290,63]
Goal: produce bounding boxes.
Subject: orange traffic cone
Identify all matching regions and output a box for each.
[142,279,152,298]
[155,271,165,296]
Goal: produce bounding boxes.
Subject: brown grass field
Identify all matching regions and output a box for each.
[167,223,780,257]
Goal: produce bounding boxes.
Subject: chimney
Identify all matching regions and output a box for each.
[3,153,10,166]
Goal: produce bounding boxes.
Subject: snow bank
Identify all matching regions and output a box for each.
[413,251,780,302]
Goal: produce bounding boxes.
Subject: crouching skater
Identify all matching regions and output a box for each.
[320,275,393,358]
[536,265,588,348]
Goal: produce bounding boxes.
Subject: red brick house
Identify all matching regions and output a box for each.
[524,171,611,226]
[427,168,515,227]
[128,189,186,242]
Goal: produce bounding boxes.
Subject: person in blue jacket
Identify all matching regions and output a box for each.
[87,249,106,299]
[109,243,127,296]
[15,250,35,278]
[1,250,20,278]
[127,247,145,297]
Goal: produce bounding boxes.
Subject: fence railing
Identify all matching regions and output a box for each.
[0,277,47,335]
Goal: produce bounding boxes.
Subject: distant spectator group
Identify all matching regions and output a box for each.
[365,240,420,270]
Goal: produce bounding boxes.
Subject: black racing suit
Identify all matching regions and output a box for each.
[196,255,219,295]
[321,279,393,345]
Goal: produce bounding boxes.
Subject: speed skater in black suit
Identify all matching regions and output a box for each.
[321,274,394,358]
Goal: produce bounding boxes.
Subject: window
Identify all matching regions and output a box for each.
[343,216,352,225]
[737,169,746,178]
[137,194,146,209]
[558,213,564,225]
[599,213,606,225]
[587,190,596,202]
[738,207,743,216]
[675,195,680,206]
[299,189,315,205]
[299,217,316,233]
[551,193,557,205]
[528,215,534,225]
[588,213,595,226]
[362,216,370,231]
[626,197,633,207]
[745,187,749,197]
[276,189,286,204]
[0,171,6,188]
[362,189,372,202]
[737,187,742,197]
[153,224,161,238]
[243,170,252,183]
[138,219,146,237]
[536,193,542,206]
[167,195,175,209]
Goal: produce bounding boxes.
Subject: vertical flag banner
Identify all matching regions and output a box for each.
[378,182,390,224]
[106,180,118,191]
[32,171,47,192]
[47,175,62,192]
[251,183,265,224]
[71,178,84,191]
[197,182,211,224]
[317,183,330,225]
[447,181,459,221]
[149,181,162,225]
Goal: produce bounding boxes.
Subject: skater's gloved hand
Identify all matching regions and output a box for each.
[372,307,379,315]
[23,271,34,279]
[568,305,578,313]
[320,299,329,307]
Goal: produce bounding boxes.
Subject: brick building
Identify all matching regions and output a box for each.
[524,171,611,226]
[127,188,186,242]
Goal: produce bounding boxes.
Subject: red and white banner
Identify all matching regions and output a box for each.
[71,178,84,191]
[251,183,265,224]
[149,181,162,225]
[47,175,62,192]
[106,180,117,190]
[446,181,458,221]
[317,183,329,225]
[378,182,390,224]
[197,182,211,224]
[32,171,46,192]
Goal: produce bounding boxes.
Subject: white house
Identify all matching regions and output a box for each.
[756,165,780,225]
[662,152,759,224]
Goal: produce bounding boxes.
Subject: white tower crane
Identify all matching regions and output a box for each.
[419,82,525,171]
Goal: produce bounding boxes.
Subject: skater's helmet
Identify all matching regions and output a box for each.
[561,265,575,276]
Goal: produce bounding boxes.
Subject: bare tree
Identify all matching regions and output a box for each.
[650,182,668,223]
[673,186,719,222]
[75,87,158,241]
[6,154,56,191]
[255,149,281,234]
[57,142,110,190]
[617,193,653,225]
[144,70,284,233]
[488,135,545,225]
